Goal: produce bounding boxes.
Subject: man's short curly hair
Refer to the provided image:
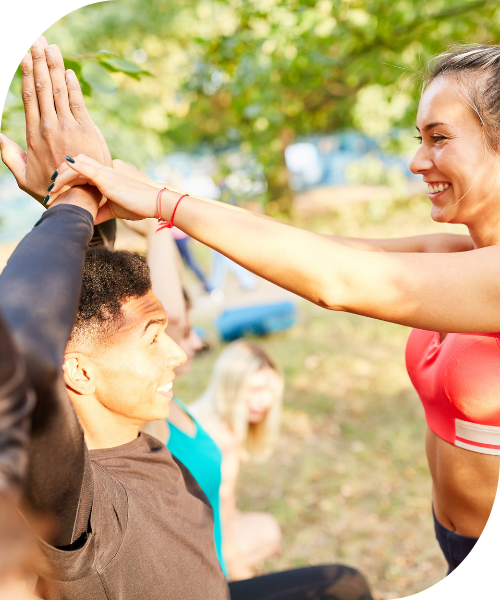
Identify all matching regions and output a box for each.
[69,248,152,349]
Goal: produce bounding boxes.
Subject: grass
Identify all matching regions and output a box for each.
[175,194,469,599]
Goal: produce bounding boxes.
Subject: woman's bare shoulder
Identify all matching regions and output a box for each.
[205,418,237,451]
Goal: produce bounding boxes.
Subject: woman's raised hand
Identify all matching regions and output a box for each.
[47,154,159,223]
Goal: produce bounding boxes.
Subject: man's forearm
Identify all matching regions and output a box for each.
[0,313,33,500]
[0,201,94,545]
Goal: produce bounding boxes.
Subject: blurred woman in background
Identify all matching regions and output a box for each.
[191,340,283,580]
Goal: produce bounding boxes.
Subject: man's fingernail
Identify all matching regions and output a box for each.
[65,156,75,164]
[43,195,50,206]
[45,47,54,56]
[51,170,58,180]
[32,39,40,47]
[47,183,54,192]
[66,69,76,79]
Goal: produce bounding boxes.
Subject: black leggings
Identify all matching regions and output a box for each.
[433,507,478,574]
[228,565,373,600]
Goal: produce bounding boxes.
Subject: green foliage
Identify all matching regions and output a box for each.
[3,0,500,203]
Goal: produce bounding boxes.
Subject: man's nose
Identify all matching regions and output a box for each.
[163,336,187,368]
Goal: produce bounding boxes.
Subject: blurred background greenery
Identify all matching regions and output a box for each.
[3,0,500,213]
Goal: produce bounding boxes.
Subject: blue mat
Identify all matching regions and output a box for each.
[215,301,297,342]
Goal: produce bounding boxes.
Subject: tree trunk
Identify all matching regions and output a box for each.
[265,128,295,216]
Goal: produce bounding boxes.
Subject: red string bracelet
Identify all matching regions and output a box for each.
[155,187,189,233]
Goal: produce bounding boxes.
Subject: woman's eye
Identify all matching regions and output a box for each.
[150,336,158,345]
[431,135,446,142]
[414,135,422,143]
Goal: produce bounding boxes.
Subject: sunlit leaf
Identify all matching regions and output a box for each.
[99,57,144,73]
[96,49,120,57]
[81,63,119,94]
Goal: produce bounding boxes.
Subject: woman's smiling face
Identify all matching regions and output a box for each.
[410,75,500,225]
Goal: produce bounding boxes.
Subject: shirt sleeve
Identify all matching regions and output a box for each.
[0,204,95,547]
[0,311,34,500]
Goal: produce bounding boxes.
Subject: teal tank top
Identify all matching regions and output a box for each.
[167,397,228,577]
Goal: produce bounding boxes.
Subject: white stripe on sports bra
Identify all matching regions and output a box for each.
[455,419,500,455]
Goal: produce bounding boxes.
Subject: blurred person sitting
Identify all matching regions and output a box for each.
[208,182,257,296]
[191,340,283,580]
[172,227,212,293]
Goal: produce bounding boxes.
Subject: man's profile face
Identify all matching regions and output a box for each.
[86,291,187,423]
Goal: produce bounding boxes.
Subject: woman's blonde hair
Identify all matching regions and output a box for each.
[197,340,283,462]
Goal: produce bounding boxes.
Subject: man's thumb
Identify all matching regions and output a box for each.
[0,134,27,180]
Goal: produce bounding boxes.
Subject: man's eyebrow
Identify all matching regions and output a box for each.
[142,318,167,335]
[416,122,453,132]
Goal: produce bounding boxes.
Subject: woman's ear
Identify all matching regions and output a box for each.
[62,355,96,395]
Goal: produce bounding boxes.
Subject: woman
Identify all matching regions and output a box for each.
[191,340,283,580]
[49,43,500,573]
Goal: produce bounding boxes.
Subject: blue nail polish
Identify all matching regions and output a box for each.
[51,170,58,181]
[65,156,75,164]
[47,183,54,192]
[43,195,50,206]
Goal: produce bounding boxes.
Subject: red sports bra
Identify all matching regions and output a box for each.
[406,329,500,455]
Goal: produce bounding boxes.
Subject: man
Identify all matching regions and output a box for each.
[0,37,372,600]
[0,37,228,599]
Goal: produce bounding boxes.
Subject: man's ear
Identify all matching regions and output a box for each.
[62,355,96,395]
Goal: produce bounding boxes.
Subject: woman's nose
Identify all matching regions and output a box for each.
[255,393,272,410]
[191,331,203,352]
[409,144,433,175]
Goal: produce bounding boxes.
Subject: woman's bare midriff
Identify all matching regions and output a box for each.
[427,428,499,538]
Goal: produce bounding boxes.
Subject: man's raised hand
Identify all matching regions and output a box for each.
[0,36,109,203]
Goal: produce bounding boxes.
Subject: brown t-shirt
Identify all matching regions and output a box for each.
[33,434,229,599]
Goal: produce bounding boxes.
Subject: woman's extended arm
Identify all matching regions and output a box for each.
[110,161,475,256]
[327,233,475,253]
[49,155,500,333]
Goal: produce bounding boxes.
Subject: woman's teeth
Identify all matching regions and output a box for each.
[428,183,450,194]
